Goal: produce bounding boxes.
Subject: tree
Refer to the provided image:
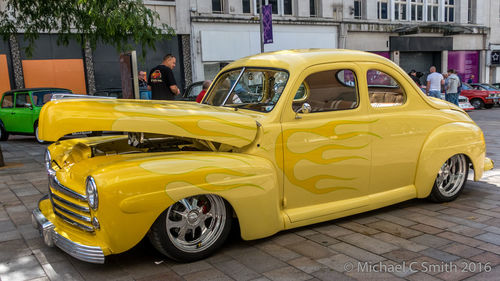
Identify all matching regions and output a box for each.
[0,0,175,56]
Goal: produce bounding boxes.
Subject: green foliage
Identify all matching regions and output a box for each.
[0,0,175,56]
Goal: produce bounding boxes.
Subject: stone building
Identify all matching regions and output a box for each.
[187,0,500,84]
[2,0,500,95]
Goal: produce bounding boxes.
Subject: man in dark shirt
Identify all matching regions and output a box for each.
[148,54,180,100]
[409,69,421,87]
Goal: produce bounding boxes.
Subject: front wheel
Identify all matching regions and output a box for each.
[34,124,46,144]
[470,99,484,109]
[148,194,232,262]
[429,154,468,202]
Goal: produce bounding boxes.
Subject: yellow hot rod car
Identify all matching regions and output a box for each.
[33,49,494,264]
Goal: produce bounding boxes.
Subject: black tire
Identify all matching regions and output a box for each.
[148,194,232,262]
[429,154,468,202]
[0,122,9,141]
[484,103,494,109]
[34,123,46,144]
[470,99,484,109]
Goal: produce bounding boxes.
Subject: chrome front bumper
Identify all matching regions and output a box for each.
[32,206,105,264]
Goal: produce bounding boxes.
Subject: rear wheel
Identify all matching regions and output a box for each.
[470,98,484,109]
[148,194,232,262]
[429,154,468,202]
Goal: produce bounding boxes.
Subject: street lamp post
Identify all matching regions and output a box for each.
[259,0,264,53]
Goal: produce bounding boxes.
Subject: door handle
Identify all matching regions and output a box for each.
[10,112,15,114]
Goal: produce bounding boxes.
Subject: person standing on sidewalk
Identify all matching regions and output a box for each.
[426,66,444,99]
[446,69,460,106]
[148,54,180,100]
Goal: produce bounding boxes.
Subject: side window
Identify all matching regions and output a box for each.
[1,94,13,108]
[367,70,406,108]
[15,93,30,108]
[293,69,358,113]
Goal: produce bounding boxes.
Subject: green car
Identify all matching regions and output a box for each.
[0,88,72,143]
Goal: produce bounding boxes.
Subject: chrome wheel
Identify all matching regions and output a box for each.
[435,154,467,198]
[35,126,44,144]
[166,194,227,253]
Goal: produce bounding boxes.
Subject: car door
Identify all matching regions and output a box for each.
[360,62,435,195]
[0,93,14,131]
[280,63,374,223]
[12,92,35,133]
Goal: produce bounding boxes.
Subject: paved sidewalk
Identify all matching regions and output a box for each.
[0,109,499,281]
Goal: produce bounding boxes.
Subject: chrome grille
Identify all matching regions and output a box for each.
[48,175,94,232]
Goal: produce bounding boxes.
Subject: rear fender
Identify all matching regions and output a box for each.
[415,122,485,198]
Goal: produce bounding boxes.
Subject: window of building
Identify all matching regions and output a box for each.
[212,0,224,13]
[378,0,389,20]
[243,0,251,13]
[468,0,476,23]
[444,0,455,22]
[310,0,318,17]
[283,0,292,15]
[269,0,278,14]
[411,0,423,21]
[394,0,407,20]
[250,0,292,16]
[1,94,13,108]
[427,0,439,21]
[367,70,406,108]
[292,69,359,113]
[354,0,362,19]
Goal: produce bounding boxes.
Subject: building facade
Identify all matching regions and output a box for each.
[2,0,500,95]
[185,0,500,85]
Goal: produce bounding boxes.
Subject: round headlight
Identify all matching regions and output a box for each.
[86,176,98,210]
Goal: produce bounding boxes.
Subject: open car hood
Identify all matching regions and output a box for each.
[39,99,259,148]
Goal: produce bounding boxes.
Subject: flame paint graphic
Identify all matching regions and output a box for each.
[276,120,381,194]
[113,104,257,146]
[139,154,265,192]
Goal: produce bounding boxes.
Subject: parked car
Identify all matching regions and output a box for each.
[93,88,152,100]
[33,50,493,264]
[0,88,72,143]
[460,83,499,109]
[491,82,500,89]
[469,83,500,106]
[437,93,475,111]
[179,81,203,101]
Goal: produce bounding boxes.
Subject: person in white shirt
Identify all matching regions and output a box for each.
[426,66,444,99]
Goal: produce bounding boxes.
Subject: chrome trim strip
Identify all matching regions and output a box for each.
[49,175,87,202]
[52,208,94,232]
[51,200,92,223]
[32,207,104,264]
[49,191,90,213]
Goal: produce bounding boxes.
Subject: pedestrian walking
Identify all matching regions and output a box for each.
[148,54,180,100]
[426,66,444,99]
[446,69,460,106]
[196,80,211,103]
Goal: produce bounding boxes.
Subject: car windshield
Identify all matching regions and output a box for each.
[203,68,289,113]
[479,84,498,91]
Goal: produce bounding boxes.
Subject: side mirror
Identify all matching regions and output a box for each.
[25,103,33,109]
[295,103,311,119]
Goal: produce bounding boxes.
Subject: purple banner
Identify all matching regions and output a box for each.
[370,51,391,59]
[262,5,273,44]
[448,51,479,83]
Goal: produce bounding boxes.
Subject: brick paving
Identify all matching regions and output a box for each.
[0,108,499,281]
